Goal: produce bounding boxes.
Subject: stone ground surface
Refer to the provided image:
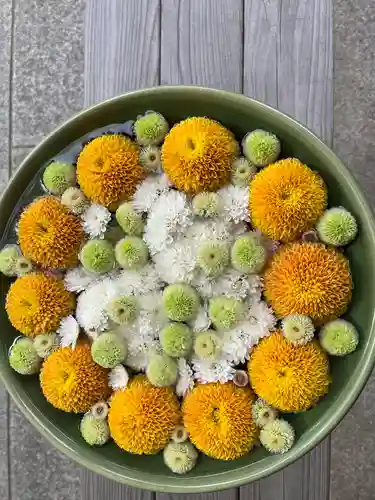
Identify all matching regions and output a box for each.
[0,0,374,499]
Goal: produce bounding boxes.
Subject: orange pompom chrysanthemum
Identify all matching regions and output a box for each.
[108,376,181,455]
[249,158,327,242]
[161,117,239,194]
[40,344,109,413]
[18,196,85,269]
[248,332,330,412]
[6,272,75,337]
[183,382,258,460]
[264,242,352,323]
[77,135,145,210]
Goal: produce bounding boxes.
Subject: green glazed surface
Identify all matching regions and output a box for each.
[1,86,375,493]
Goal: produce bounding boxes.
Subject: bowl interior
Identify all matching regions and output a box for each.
[1,87,375,493]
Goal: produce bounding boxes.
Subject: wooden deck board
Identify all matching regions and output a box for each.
[83,0,333,498]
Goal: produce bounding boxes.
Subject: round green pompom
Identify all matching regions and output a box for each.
[260,419,295,454]
[106,296,139,326]
[61,187,88,215]
[0,245,20,277]
[91,332,127,368]
[162,283,200,322]
[15,256,33,276]
[115,236,148,270]
[163,441,198,474]
[80,414,109,446]
[208,296,244,330]
[115,203,144,236]
[194,330,222,361]
[197,240,229,277]
[9,337,41,375]
[281,315,315,346]
[33,333,59,358]
[242,129,280,167]
[231,157,257,186]
[146,353,178,387]
[231,232,267,274]
[80,239,115,274]
[192,192,222,217]
[134,112,169,146]
[319,319,358,356]
[252,399,278,428]
[160,323,193,358]
[42,161,76,195]
[316,207,358,246]
[139,145,161,172]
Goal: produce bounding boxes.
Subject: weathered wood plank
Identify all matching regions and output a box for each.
[157,492,237,500]
[82,0,160,498]
[241,0,332,498]
[161,0,243,92]
[84,0,160,106]
[81,473,153,500]
[243,0,280,107]
[157,1,243,500]
[278,0,333,142]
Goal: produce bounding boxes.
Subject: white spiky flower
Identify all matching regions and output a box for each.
[188,305,211,332]
[81,203,111,239]
[176,358,194,397]
[144,190,193,254]
[192,358,236,384]
[57,315,80,348]
[64,266,97,293]
[132,173,171,213]
[109,365,129,391]
[219,185,250,223]
[153,237,197,284]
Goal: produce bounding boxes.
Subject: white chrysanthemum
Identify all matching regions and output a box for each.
[246,300,276,337]
[192,358,236,384]
[132,173,171,213]
[153,237,197,284]
[219,185,250,223]
[126,336,162,372]
[139,292,169,327]
[188,305,211,332]
[57,315,80,348]
[75,276,119,333]
[144,190,193,254]
[185,218,232,243]
[109,365,129,391]
[64,266,97,293]
[81,203,111,238]
[116,264,163,295]
[193,268,252,300]
[176,358,194,397]
[247,274,264,301]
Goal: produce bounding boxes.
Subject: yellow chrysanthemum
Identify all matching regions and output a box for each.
[18,196,85,269]
[248,332,330,412]
[161,117,239,194]
[40,344,109,413]
[108,376,181,455]
[77,135,145,210]
[6,272,75,337]
[183,382,258,460]
[264,242,352,323]
[249,158,327,242]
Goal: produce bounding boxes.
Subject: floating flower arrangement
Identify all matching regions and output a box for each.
[1,111,359,473]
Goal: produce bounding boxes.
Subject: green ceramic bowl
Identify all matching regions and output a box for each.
[1,86,375,493]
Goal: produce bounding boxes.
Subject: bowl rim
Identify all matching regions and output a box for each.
[2,85,375,493]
